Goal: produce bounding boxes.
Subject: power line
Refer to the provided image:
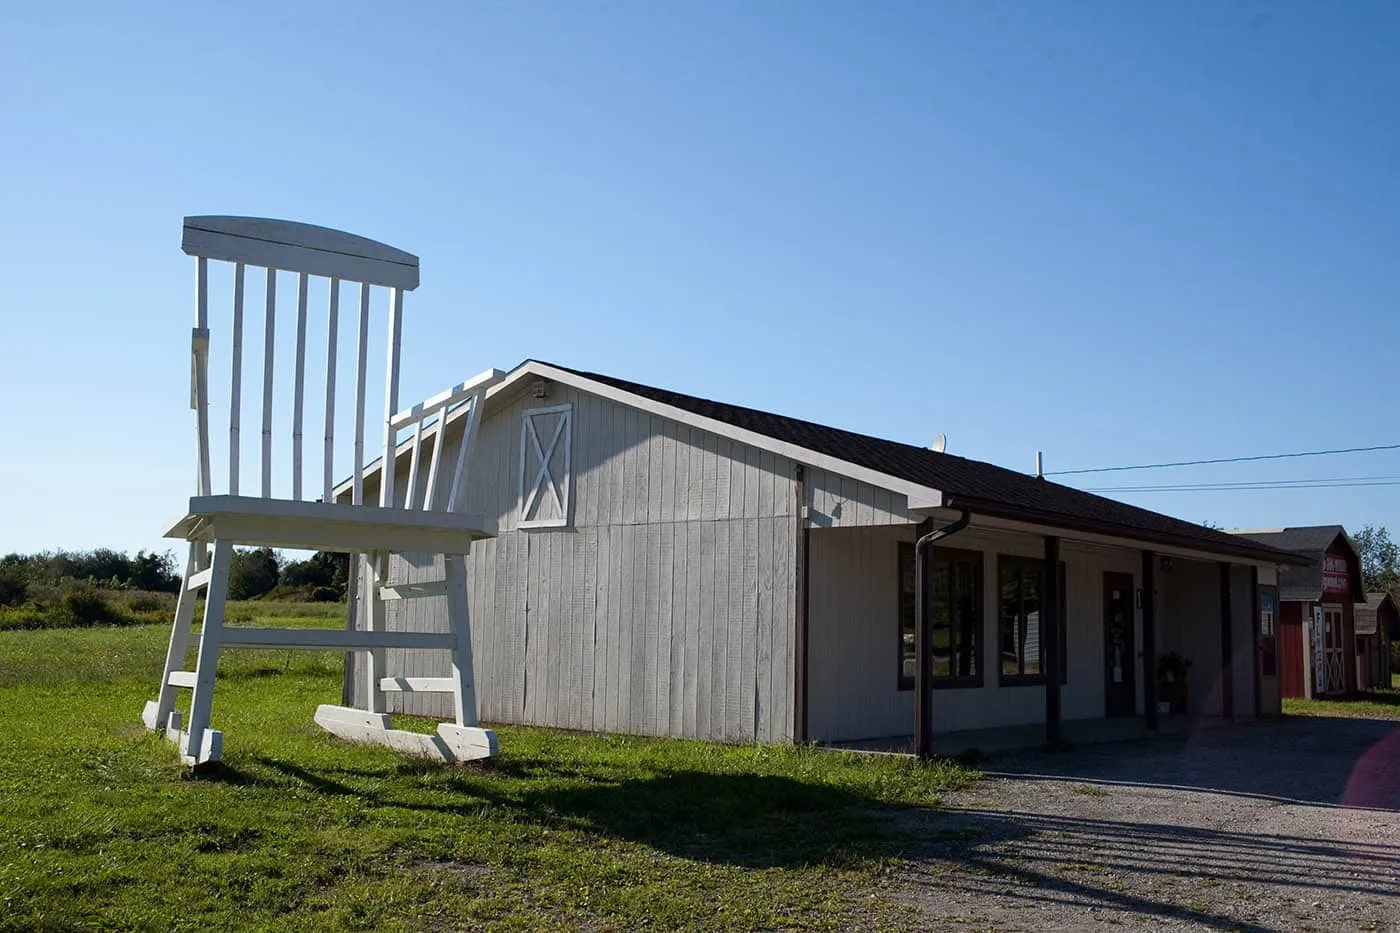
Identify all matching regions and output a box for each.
[1086,477,1400,494]
[1047,443,1400,476]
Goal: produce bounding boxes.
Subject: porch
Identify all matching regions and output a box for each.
[802,516,1269,754]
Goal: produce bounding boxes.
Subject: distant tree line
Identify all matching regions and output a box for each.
[0,547,350,609]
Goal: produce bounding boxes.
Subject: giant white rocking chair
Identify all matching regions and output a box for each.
[142,215,502,767]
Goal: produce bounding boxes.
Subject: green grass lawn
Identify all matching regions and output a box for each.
[1282,682,1400,721]
[0,613,974,931]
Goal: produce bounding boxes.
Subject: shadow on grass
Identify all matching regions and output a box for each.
[239,754,905,869]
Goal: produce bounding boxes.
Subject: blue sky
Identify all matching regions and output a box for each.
[2,1,1397,557]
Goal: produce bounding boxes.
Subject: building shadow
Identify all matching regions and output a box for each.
[247,754,907,869]
[977,716,1400,811]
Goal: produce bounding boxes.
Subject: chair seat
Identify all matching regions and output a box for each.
[164,495,495,554]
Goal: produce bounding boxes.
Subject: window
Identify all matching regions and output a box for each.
[898,544,983,690]
[519,404,573,528]
[997,556,1068,685]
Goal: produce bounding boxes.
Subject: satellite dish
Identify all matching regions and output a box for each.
[932,433,946,453]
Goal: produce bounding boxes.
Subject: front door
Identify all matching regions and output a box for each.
[1103,572,1136,716]
[1321,605,1346,695]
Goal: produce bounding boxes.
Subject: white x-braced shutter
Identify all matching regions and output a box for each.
[519,404,572,528]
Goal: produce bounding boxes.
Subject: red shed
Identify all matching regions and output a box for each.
[1232,527,1364,698]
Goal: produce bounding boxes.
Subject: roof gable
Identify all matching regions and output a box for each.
[516,361,1300,564]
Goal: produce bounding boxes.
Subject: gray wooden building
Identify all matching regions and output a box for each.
[342,360,1302,749]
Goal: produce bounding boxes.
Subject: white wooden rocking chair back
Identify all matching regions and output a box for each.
[143,216,501,768]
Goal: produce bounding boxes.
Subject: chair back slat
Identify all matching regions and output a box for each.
[404,420,425,510]
[446,392,487,513]
[378,288,404,509]
[193,257,212,497]
[228,263,245,495]
[352,282,371,506]
[322,278,340,503]
[260,268,277,498]
[291,272,310,501]
[422,408,447,510]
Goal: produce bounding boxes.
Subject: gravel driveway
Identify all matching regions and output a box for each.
[893,716,1400,931]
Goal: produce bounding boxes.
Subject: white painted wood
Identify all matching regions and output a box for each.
[447,393,485,513]
[182,217,420,290]
[445,553,478,725]
[313,705,496,762]
[291,272,309,500]
[352,282,370,506]
[380,676,457,692]
[518,404,572,528]
[144,541,203,732]
[365,553,388,713]
[260,267,276,498]
[379,580,449,600]
[184,539,233,765]
[322,278,339,502]
[193,258,212,497]
[167,671,198,688]
[228,263,245,495]
[389,368,506,430]
[220,627,456,650]
[380,288,403,509]
[422,411,446,510]
[405,420,424,509]
[186,567,213,591]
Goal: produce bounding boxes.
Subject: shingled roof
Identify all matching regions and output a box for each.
[1355,592,1398,636]
[1231,526,1364,602]
[538,362,1303,565]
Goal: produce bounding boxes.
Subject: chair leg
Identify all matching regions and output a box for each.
[362,552,388,715]
[444,553,478,727]
[143,540,203,732]
[185,539,233,765]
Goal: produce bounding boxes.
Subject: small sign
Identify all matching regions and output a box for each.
[1322,554,1350,594]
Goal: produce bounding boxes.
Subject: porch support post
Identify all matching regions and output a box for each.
[913,517,935,759]
[1142,550,1158,731]
[1043,535,1062,745]
[1220,562,1235,720]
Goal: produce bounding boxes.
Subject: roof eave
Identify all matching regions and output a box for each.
[942,494,1312,566]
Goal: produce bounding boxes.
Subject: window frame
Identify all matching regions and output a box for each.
[518,403,574,529]
[897,543,985,692]
[996,554,1069,687]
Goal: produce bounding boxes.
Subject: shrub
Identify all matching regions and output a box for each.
[228,548,280,600]
[61,589,118,626]
[0,566,28,607]
[310,585,341,603]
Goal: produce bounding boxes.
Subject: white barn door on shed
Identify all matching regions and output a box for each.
[519,404,572,528]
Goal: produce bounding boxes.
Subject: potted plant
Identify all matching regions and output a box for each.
[1156,652,1193,715]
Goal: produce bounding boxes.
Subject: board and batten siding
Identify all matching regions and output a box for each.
[348,380,854,743]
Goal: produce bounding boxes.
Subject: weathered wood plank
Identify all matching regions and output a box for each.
[740,517,759,741]
[656,521,674,734]
[756,516,774,741]
[667,521,685,737]
[696,520,714,739]
[594,523,613,733]
[639,522,659,734]
[712,520,731,739]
